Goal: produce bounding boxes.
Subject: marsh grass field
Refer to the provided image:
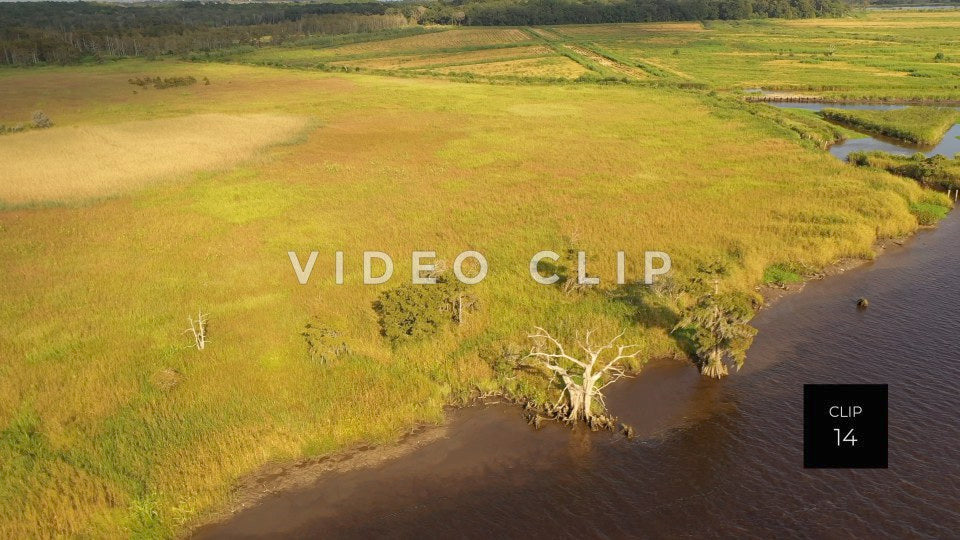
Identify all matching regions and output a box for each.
[0,9,957,538]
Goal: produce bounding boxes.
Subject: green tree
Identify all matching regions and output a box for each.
[673,291,757,378]
[373,276,477,344]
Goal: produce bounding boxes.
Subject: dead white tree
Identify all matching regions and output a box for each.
[184,310,208,351]
[525,327,641,423]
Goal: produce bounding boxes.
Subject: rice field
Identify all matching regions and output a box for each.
[224,11,960,91]
[545,11,960,99]
[233,27,535,66]
[323,27,532,55]
[225,26,607,80]
[429,55,590,78]
[329,45,552,70]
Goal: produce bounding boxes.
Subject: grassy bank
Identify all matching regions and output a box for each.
[0,12,955,538]
[849,150,960,192]
[820,106,960,145]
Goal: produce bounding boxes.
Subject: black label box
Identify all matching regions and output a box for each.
[803,384,888,469]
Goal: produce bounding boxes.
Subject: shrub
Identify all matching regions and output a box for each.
[301,320,349,363]
[847,151,870,166]
[374,276,475,344]
[31,111,52,129]
[128,75,198,89]
[847,150,960,190]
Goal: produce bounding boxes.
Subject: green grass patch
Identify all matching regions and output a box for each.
[910,201,950,225]
[763,264,804,285]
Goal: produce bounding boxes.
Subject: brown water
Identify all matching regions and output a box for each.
[198,212,960,538]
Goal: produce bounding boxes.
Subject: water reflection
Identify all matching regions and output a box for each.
[768,101,960,160]
[196,212,960,538]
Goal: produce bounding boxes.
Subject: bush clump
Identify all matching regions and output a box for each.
[31,111,53,129]
[374,275,477,345]
[847,150,960,190]
[129,75,197,89]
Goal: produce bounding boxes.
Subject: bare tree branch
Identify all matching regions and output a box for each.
[524,327,642,424]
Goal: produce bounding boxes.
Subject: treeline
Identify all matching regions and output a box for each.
[869,0,960,5]
[0,2,394,33]
[0,2,410,65]
[422,0,848,26]
[1,0,847,67]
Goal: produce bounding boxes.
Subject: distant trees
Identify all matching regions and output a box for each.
[434,0,848,26]
[0,0,847,66]
[0,2,410,66]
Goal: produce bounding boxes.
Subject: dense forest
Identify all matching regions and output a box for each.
[450,0,847,25]
[1,0,849,66]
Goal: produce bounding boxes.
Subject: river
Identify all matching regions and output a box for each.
[196,210,960,537]
[767,101,960,160]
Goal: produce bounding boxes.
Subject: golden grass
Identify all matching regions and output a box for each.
[763,59,906,77]
[321,27,531,57]
[332,45,552,70]
[0,18,952,536]
[0,114,307,205]
[781,15,960,28]
[552,21,706,36]
[431,55,590,78]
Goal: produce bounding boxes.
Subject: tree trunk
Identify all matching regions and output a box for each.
[566,386,583,421]
[580,366,594,420]
[701,348,728,378]
[582,388,593,420]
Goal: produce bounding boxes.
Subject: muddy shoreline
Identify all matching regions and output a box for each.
[190,227,920,536]
[191,208,960,537]
[193,417,451,529]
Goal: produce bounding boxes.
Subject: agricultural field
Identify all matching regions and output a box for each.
[1,9,957,539]
[546,11,960,98]
[218,11,960,91]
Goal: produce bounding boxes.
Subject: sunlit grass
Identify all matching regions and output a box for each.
[0,14,953,536]
[0,114,309,205]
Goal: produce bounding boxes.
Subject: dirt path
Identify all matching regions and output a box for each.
[526,27,564,41]
[633,56,694,80]
[564,44,649,80]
